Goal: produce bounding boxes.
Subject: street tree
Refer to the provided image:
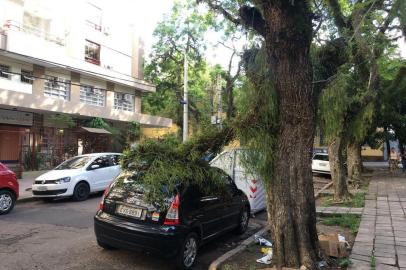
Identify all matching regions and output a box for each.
[198,1,321,268]
[366,58,406,155]
[319,0,405,197]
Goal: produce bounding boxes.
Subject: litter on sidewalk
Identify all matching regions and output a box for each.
[256,247,273,264]
[318,233,348,258]
[254,234,272,247]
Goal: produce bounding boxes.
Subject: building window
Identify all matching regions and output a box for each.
[80,85,105,107]
[44,75,70,100]
[85,2,102,31]
[21,70,34,84]
[0,64,11,79]
[114,93,134,112]
[85,40,100,65]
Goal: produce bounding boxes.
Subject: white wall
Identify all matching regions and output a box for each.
[0,58,33,94]
[2,0,138,78]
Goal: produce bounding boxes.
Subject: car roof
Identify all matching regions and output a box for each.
[75,153,122,158]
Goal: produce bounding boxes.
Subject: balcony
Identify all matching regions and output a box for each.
[0,32,6,50]
[3,20,66,46]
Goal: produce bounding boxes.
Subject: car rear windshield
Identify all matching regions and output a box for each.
[313,154,329,161]
[55,156,92,170]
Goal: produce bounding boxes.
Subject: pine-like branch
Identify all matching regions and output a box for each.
[198,0,267,37]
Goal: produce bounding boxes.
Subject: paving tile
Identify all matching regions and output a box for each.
[374,251,397,258]
[350,253,371,262]
[399,257,406,268]
[347,259,371,270]
[376,256,397,265]
[376,264,400,270]
[349,177,406,269]
[397,246,406,254]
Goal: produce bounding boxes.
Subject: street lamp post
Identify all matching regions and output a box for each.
[182,49,188,142]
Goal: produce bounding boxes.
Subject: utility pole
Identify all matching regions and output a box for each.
[216,74,222,129]
[182,49,188,142]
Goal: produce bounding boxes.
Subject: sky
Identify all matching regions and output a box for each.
[110,0,405,66]
[107,0,239,69]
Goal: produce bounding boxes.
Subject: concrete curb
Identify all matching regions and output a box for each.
[17,196,37,203]
[208,224,270,270]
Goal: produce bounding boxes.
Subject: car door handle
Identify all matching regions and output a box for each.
[200,197,219,202]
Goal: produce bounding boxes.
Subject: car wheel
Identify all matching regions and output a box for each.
[97,239,116,250]
[72,182,90,201]
[234,205,249,235]
[175,232,198,270]
[0,190,16,215]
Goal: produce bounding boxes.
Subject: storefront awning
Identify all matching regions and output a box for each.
[80,127,111,134]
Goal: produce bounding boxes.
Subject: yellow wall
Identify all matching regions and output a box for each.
[361,145,384,157]
[141,124,179,139]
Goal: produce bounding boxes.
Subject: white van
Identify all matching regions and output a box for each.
[210,148,267,214]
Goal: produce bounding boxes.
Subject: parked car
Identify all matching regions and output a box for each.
[312,153,331,175]
[0,162,19,215]
[32,153,122,201]
[210,148,266,213]
[94,168,250,269]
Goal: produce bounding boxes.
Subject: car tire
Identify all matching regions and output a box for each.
[97,239,116,250]
[175,232,199,270]
[72,182,90,201]
[0,189,16,215]
[234,205,249,235]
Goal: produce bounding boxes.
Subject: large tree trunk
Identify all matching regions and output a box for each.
[347,141,363,185]
[263,2,320,268]
[328,135,351,201]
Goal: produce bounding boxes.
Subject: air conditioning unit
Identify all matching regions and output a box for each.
[103,26,110,36]
[86,87,95,94]
[120,94,131,103]
[51,78,59,88]
[0,32,6,50]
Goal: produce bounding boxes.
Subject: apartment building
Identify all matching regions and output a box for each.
[0,0,171,173]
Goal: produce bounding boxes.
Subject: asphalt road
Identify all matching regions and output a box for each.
[0,194,266,270]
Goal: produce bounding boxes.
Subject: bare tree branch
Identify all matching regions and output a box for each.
[325,0,350,34]
[198,0,266,36]
[197,0,241,25]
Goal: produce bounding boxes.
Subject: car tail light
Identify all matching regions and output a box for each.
[164,194,180,225]
[98,186,110,211]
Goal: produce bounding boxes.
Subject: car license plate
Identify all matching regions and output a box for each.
[37,186,47,191]
[319,163,327,167]
[116,205,143,219]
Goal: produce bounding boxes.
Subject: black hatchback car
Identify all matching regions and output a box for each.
[94,168,250,269]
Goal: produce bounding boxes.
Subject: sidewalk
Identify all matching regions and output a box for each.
[17,170,48,201]
[348,173,406,270]
[18,178,35,201]
[316,206,364,215]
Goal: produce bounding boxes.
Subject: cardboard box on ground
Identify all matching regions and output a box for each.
[318,233,348,258]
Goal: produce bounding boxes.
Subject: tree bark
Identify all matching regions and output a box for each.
[328,135,351,201]
[262,2,320,268]
[225,78,235,119]
[386,138,391,161]
[347,141,363,185]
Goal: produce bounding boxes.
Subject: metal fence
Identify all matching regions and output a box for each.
[21,144,78,170]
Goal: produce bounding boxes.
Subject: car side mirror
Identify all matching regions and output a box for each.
[89,164,100,170]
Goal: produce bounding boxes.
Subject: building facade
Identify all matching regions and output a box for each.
[0,0,171,174]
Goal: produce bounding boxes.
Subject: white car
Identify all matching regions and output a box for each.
[312,153,330,174]
[32,153,122,201]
